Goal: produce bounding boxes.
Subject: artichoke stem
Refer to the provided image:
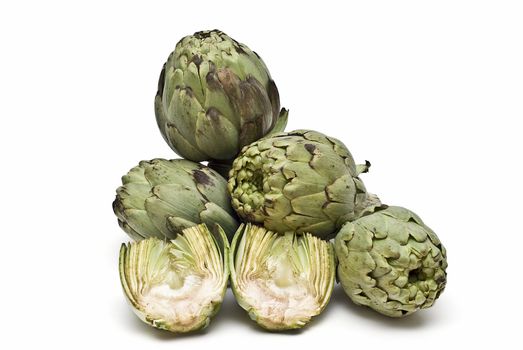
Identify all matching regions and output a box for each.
[356,160,371,175]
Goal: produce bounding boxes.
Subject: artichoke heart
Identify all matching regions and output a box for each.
[155,29,288,163]
[113,158,239,241]
[228,130,378,239]
[335,206,448,317]
[229,224,335,330]
[119,224,229,333]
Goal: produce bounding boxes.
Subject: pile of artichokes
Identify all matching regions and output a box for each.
[113,29,447,334]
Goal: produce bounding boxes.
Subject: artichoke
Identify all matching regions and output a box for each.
[154,29,288,164]
[119,224,229,333]
[229,224,335,330]
[334,206,447,317]
[228,130,376,239]
[113,159,239,241]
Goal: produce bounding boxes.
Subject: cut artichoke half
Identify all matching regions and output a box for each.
[119,224,229,333]
[229,224,335,330]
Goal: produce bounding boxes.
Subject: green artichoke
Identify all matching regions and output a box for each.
[228,130,377,239]
[229,224,335,330]
[119,224,229,333]
[154,29,288,164]
[334,206,447,317]
[113,159,239,240]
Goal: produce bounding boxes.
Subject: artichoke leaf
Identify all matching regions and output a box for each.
[195,109,239,160]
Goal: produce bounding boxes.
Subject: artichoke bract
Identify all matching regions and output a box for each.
[119,224,229,333]
[228,130,375,239]
[229,224,335,330]
[113,159,238,241]
[334,206,447,317]
[155,29,288,163]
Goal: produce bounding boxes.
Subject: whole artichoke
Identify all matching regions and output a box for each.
[228,130,375,239]
[119,224,229,333]
[334,206,447,317]
[154,29,288,164]
[113,159,239,240]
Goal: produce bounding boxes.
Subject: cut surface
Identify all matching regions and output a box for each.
[230,224,335,330]
[119,224,229,333]
[137,264,224,330]
[240,260,320,327]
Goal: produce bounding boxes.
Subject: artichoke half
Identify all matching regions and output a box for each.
[113,159,239,241]
[335,206,447,317]
[119,224,229,333]
[155,29,288,165]
[229,224,335,330]
[228,130,376,239]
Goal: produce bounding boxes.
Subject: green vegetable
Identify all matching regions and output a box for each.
[113,159,238,241]
[228,130,377,239]
[154,29,288,163]
[334,206,447,317]
[119,224,229,333]
[229,224,335,330]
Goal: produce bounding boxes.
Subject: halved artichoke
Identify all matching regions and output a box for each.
[119,224,229,333]
[229,224,335,330]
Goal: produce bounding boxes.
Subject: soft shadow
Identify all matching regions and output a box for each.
[329,284,445,329]
[206,289,260,332]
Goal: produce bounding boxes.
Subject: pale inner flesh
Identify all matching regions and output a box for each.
[138,271,223,328]
[240,253,320,326]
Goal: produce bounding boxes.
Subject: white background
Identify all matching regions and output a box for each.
[1,0,521,348]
